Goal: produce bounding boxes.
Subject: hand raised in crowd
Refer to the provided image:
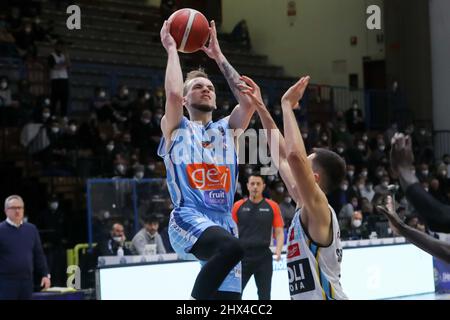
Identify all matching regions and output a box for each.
[281,76,310,110]
[390,133,415,175]
[200,20,222,60]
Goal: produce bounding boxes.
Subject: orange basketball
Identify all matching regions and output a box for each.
[168,8,210,53]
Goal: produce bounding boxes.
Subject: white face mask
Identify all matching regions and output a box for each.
[422,170,429,176]
[69,125,77,132]
[116,164,126,174]
[276,187,285,193]
[123,89,129,96]
[1,81,7,89]
[144,93,150,100]
[223,104,230,111]
[352,219,362,228]
[142,118,151,124]
[267,175,275,182]
[284,197,292,204]
[357,145,365,151]
[112,236,122,242]
[361,171,368,177]
[49,202,58,211]
[51,127,60,134]
[379,145,386,152]
[382,181,389,188]
[341,184,348,191]
[302,133,308,139]
[44,98,51,106]
[99,91,106,98]
[148,164,156,171]
[135,172,144,179]
[337,147,344,154]
[106,144,114,151]
[347,171,354,177]
[42,112,50,119]
[362,135,368,142]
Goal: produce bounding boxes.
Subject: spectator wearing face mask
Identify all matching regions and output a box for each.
[131,110,157,162]
[414,127,434,163]
[331,179,351,214]
[90,87,113,122]
[374,175,391,196]
[34,97,52,123]
[131,215,166,255]
[36,195,68,287]
[15,21,38,58]
[131,89,155,123]
[334,124,353,148]
[145,161,158,178]
[0,76,13,107]
[346,139,370,170]
[360,181,375,202]
[279,193,295,228]
[111,85,131,126]
[334,141,348,162]
[48,39,70,116]
[346,164,356,185]
[347,210,369,240]
[436,164,450,193]
[345,100,365,134]
[270,180,286,204]
[369,137,388,170]
[60,119,81,151]
[416,163,430,182]
[133,164,145,180]
[112,161,128,178]
[96,222,131,257]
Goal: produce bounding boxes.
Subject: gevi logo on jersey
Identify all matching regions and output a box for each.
[186,163,230,192]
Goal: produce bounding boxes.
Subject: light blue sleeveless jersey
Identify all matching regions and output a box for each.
[158,116,241,293]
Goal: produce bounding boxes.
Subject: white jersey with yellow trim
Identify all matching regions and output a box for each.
[286,205,348,300]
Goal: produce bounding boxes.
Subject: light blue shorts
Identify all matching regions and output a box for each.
[169,206,241,293]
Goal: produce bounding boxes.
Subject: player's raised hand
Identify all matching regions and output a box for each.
[200,20,222,60]
[281,76,310,110]
[390,133,414,175]
[238,75,266,111]
[160,20,177,52]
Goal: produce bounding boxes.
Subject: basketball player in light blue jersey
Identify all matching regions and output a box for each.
[240,76,348,299]
[158,20,256,299]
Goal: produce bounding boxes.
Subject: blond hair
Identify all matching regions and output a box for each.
[183,69,210,96]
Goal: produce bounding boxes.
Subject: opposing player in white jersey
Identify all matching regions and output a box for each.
[240,75,348,300]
